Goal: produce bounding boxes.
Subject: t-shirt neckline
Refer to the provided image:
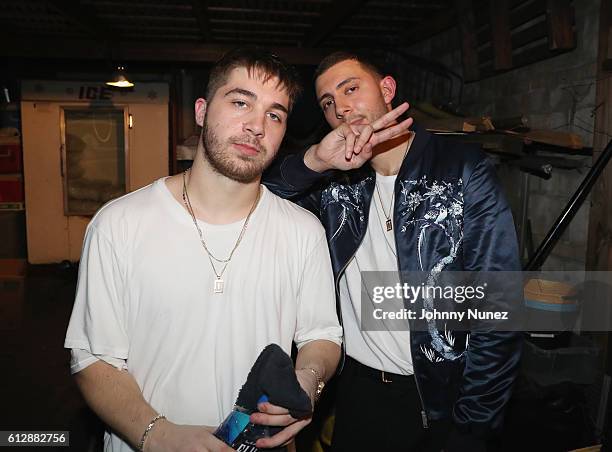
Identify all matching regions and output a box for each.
[154,176,267,230]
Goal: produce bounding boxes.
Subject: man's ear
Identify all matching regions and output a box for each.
[380,76,397,106]
[195,98,207,127]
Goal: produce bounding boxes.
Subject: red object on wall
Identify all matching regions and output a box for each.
[0,144,21,174]
[0,177,23,202]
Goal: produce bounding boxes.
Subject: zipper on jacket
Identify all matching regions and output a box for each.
[396,258,429,428]
[393,211,429,429]
[421,410,429,429]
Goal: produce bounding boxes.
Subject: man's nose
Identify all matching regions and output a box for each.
[334,102,351,121]
[243,111,265,138]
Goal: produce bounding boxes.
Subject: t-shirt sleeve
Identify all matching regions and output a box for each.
[70,349,128,374]
[294,231,343,349]
[64,223,130,361]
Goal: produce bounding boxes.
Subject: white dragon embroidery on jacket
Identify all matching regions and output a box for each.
[399,176,469,362]
[320,175,469,363]
[320,178,371,242]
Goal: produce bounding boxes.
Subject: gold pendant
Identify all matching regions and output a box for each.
[386,219,393,231]
[213,278,224,294]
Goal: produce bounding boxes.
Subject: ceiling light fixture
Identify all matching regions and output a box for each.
[106,66,134,88]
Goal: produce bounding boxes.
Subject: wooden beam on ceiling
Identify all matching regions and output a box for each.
[210,19,311,28]
[455,0,480,82]
[207,7,319,17]
[489,0,513,71]
[47,0,112,42]
[97,14,196,22]
[395,7,456,46]
[191,0,211,42]
[305,0,368,48]
[587,0,612,270]
[83,1,192,10]
[368,1,445,8]
[546,0,575,51]
[0,36,331,65]
[603,25,612,71]
[213,29,303,37]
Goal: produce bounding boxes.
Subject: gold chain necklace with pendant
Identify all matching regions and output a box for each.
[182,169,260,294]
[373,134,413,232]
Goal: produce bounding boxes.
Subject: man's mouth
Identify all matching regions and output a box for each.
[233,142,262,156]
[348,117,368,126]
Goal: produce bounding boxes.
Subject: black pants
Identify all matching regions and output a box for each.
[331,356,450,452]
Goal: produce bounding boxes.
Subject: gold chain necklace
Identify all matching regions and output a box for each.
[182,170,261,294]
[372,195,398,257]
[374,181,394,231]
[373,135,413,232]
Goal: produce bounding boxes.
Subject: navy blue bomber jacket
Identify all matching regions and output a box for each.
[263,123,523,447]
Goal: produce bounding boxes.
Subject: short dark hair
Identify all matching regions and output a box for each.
[314,50,385,81]
[205,46,302,111]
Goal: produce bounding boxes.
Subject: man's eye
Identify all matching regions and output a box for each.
[322,99,334,111]
[233,100,247,108]
[345,86,358,94]
[268,112,282,122]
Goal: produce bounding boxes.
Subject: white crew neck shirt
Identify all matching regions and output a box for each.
[339,173,413,375]
[65,178,342,452]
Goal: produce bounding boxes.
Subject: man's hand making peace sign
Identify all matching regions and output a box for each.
[303,102,413,173]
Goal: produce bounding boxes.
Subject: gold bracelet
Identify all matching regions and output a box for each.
[139,413,166,452]
[300,367,325,402]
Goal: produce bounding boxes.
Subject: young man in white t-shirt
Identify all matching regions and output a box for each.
[64,47,343,452]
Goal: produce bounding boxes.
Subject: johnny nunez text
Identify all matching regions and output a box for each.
[372,308,509,321]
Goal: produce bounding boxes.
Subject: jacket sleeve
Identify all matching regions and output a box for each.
[448,154,523,449]
[263,150,333,216]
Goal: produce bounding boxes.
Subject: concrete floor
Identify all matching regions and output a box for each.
[0,263,103,452]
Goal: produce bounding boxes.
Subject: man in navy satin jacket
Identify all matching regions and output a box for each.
[264,51,522,452]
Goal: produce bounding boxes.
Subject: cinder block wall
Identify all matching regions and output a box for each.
[405,0,600,270]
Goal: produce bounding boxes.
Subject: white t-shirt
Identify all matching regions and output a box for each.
[64,178,342,452]
[339,173,413,375]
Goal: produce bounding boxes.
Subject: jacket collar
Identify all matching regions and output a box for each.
[397,121,431,177]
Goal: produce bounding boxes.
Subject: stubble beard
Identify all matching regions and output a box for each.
[366,102,390,126]
[346,102,388,129]
[201,119,271,184]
